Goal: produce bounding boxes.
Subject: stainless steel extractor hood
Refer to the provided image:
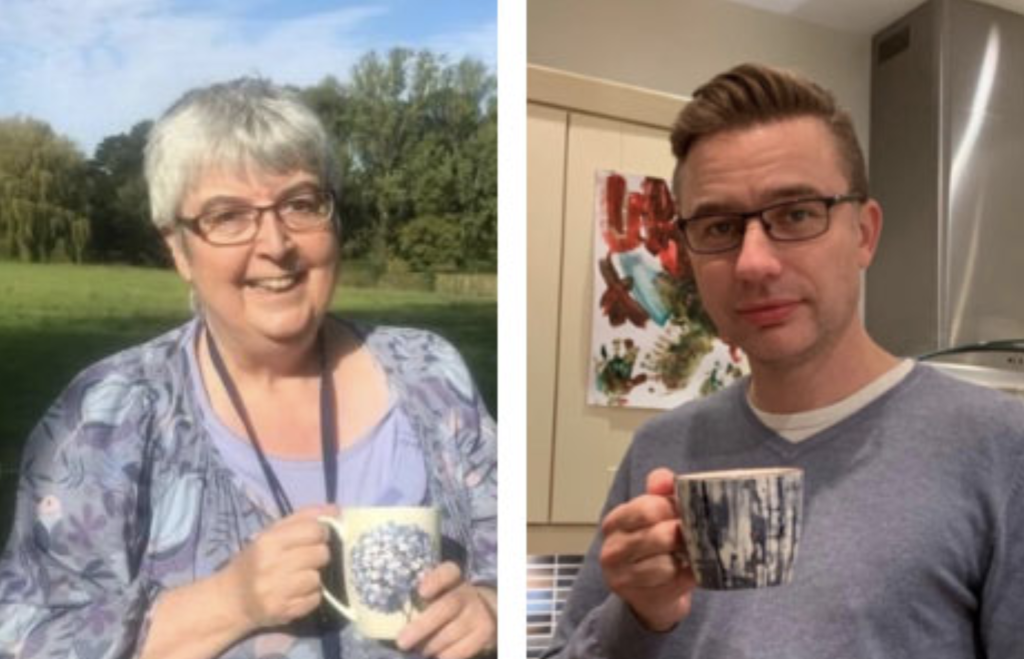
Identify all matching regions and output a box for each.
[867,0,1024,379]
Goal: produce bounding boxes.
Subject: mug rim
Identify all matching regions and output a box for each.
[676,466,803,481]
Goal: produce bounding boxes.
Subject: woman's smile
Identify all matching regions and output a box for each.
[244,271,307,293]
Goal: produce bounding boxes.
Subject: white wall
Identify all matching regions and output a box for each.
[527,0,872,156]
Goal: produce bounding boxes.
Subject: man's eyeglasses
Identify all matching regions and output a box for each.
[176,189,335,246]
[676,193,866,254]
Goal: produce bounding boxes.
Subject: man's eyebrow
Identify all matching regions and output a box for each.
[686,185,825,217]
[685,200,740,218]
[762,184,823,202]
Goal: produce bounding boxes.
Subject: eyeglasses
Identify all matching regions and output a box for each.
[176,189,335,246]
[676,193,866,254]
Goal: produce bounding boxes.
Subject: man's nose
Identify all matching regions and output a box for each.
[734,218,783,281]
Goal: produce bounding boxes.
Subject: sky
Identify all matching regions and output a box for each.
[0,0,496,155]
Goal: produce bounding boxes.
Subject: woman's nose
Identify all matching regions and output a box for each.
[253,209,294,255]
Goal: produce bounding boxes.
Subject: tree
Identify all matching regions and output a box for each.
[341,49,497,272]
[300,78,374,260]
[458,95,497,269]
[87,121,166,265]
[397,214,464,271]
[0,48,497,272]
[0,118,91,262]
[345,49,420,271]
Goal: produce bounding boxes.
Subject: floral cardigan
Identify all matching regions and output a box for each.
[0,319,497,658]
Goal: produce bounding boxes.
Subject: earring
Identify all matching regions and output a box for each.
[189,287,204,317]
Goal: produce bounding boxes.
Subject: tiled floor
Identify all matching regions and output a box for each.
[526,554,584,658]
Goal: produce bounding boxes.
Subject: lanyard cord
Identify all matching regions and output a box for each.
[204,326,338,513]
[204,325,342,656]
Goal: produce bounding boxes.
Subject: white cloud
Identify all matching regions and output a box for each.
[0,0,493,154]
[422,20,497,70]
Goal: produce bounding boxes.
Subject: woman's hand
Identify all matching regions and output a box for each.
[220,505,335,632]
[141,505,335,659]
[396,562,497,659]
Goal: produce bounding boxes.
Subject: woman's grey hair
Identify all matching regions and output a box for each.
[144,77,339,230]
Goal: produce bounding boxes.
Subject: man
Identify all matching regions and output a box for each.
[542,63,1024,658]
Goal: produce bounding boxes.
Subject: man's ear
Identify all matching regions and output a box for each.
[855,198,883,270]
[163,229,193,282]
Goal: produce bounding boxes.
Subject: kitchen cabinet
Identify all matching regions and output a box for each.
[527,67,686,550]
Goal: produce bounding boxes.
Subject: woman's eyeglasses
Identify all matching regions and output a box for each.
[176,189,335,246]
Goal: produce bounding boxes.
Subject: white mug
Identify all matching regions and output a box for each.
[676,467,803,590]
[318,506,440,640]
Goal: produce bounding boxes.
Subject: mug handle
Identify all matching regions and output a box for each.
[317,516,357,621]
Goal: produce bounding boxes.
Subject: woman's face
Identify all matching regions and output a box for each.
[166,166,339,355]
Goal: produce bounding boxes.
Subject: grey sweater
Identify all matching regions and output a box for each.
[543,365,1024,659]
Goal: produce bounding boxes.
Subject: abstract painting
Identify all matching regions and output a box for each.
[588,170,747,409]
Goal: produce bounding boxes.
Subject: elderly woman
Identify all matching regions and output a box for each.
[0,79,497,659]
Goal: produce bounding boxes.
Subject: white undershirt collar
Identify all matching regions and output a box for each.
[748,359,915,443]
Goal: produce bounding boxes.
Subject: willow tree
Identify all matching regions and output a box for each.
[0,118,90,262]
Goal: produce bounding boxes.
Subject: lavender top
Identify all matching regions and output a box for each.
[0,317,496,659]
[185,324,429,510]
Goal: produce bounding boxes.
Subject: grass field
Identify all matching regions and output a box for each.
[0,261,496,543]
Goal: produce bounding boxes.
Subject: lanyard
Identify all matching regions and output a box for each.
[204,324,342,657]
[205,326,338,514]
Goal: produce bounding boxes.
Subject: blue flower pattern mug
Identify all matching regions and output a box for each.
[319,507,440,639]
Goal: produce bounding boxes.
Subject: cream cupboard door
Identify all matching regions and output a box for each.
[527,103,568,523]
[550,113,677,524]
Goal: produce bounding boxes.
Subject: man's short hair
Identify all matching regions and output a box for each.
[670,63,867,202]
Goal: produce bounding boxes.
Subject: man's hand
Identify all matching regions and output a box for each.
[599,468,696,632]
[396,562,497,659]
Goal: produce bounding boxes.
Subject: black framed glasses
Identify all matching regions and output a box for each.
[676,193,866,254]
[176,189,335,246]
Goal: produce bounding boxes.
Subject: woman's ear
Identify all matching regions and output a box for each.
[163,229,193,283]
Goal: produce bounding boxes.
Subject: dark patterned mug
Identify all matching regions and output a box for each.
[675,467,803,590]
[319,507,440,639]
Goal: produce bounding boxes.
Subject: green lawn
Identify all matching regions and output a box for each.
[0,261,496,543]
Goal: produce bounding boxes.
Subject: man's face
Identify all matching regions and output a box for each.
[677,116,882,371]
